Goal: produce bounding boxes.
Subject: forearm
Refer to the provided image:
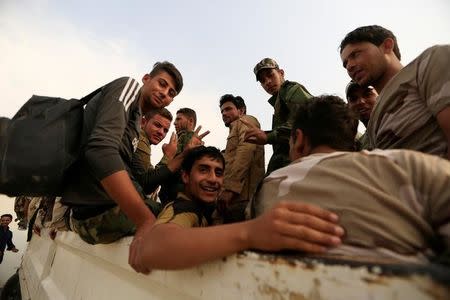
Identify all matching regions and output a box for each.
[101,170,155,227]
[140,222,250,270]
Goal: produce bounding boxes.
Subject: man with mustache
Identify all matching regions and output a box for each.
[245,58,313,174]
[340,25,450,159]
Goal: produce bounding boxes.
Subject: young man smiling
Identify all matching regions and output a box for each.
[129,146,344,273]
[62,62,183,245]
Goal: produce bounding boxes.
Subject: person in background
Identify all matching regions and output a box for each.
[245,58,313,174]
[1,213,19,264]
[345,81,378,149]
[218,94,264,222]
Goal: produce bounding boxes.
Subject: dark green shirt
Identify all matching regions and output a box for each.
[266,80,312,174]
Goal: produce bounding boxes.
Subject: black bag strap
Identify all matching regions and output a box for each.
[79,86,103,105]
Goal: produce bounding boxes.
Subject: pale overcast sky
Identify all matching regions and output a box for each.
[0,0,449,283]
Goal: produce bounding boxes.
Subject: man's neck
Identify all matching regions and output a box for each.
[309,145,338,155]
[374,60,403,92]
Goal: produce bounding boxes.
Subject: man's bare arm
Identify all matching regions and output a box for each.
[132,201,344,271]
[101,170,155,228]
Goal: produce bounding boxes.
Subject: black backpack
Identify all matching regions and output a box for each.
[0,88,101,196]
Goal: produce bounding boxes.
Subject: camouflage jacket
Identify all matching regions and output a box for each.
[266,80,312,174]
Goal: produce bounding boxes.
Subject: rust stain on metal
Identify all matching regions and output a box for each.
[258,284,285,300]
[289,292,307,300]
[361,276,387,285]
[274,270,280,279]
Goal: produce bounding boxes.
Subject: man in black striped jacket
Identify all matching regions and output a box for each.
[62,62,183,245]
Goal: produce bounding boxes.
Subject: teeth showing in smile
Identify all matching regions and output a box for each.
[202,186,218,192]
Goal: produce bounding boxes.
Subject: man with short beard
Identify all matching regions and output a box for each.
[340,25,450,159]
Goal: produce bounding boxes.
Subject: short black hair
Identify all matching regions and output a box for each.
[181,146,225,174]
[144,108,173,122]
[340,25,401,60]
[1,214,13,220]
[149,61,184,94]
[177,108,197,128]
[291,95,358,151]
[219,94,247,114]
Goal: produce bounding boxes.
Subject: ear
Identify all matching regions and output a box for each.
[140,116,147,129]
[181,170,189,185]
[238,108,245,116]
[289,129,304,161]
[293,129,304,153]
[381,38,395,55]
[279,69,285,78]
[142,73,151,84]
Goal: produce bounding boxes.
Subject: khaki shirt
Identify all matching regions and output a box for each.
[368,45,450,157]
[223,115,265,202]
[253,150,450,256]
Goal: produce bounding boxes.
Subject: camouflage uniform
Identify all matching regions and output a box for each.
[266,80,312,174]
[222,115,265,221]
[155,192,216,228]
[253,150,450,262]
[157,130,194,206]
[367,45,450,157]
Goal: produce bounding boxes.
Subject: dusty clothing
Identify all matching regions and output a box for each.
[223,115,265,202]
[266,80,312,174]
[155,193,216,228]
[252,150,450,262]
[71,200,161,244]
[367,45,450,157]
[157,130,195,205]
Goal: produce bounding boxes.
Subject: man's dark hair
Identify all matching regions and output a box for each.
[181,146,225,174]
[177,108,197,128]
[340,25,401,60]
[291,95,358,151]
[149,61,183,94]
[219,94,247,114]
[144,108,173,122]
[1,214,13,219]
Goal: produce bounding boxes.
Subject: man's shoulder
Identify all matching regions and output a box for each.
[280,80,312,102]
[106,76,140,88]
[240,115,261,127]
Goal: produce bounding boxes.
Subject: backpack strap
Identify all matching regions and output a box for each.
[79,87,103,105]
